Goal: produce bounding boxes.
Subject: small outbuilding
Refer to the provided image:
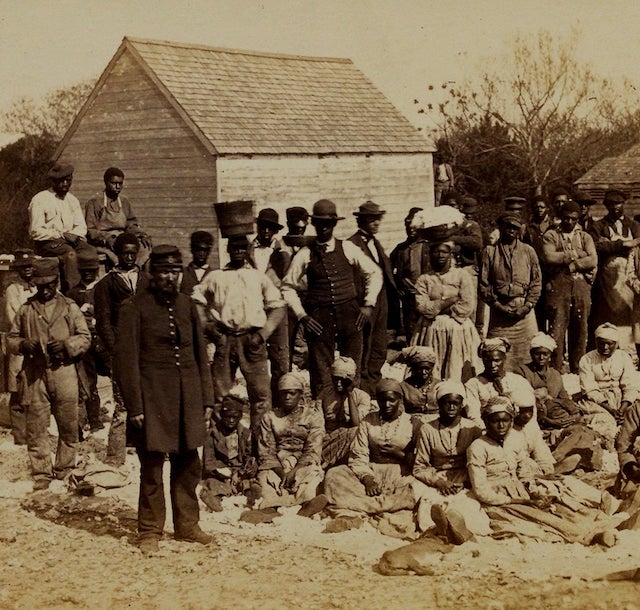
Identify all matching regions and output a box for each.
[575,142,640,217]
[55,37,434,265]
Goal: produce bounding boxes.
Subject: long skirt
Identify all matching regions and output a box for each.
[324,463,416,514]
[412,314,481,383]
[258,457,323,509]
[487,308,538,371]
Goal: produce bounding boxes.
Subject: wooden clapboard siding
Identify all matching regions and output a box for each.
[57,49,219,266]
[217,153,433,253]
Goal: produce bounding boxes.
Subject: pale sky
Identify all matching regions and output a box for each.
[1,0,639,135]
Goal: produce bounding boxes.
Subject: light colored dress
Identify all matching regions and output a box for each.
[411,266,481,382]
[324,410,418,514]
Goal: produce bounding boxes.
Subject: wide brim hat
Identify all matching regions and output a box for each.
[353,200,386,217]
[256,208,284,230]
[311,199,345,220]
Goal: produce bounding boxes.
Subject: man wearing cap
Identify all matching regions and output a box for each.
[84,167,151,269]
[574,192,597,234]
[450,196,483,270]
[192,234,286,440]
[479,213,542,370]
[94,232,150,465]
[180,230,214,296]
[4,249,37,444]
[390,207,429,342]
[281,199,383,400]
[115,245,215,552]
[541,201,597,372]
[28,163,89,290]
[349,201,398,395]
[66,246,106,432]
[7,258,91,490]
[487,196,527,245]
[589,189,640,336]
[249,208,291,396]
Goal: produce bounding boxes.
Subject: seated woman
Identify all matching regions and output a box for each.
[579,323,638,440]
[320,356,375,469]
[467,396,624,546]
[324,378,421,515]
[200,395,258,512]
[464,337,536,426]
[516,333,605,473]
[411,239,481,382]
[396,346,439,417]
[412,380,488,541]
[257,373,327,517]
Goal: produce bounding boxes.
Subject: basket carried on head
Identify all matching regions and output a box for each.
[214,200,255,237]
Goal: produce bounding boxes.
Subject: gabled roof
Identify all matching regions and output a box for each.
[63,36,432,156]
[575,142,640,187]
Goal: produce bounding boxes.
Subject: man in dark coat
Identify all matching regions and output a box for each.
[115,245,215,554]
[349,201,398,395]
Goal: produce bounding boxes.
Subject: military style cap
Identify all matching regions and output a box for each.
[150,245,182,268]
[32,258,59,284]
[286,207,309,223]
[77,246,100,270]
[498,212,524,228]
[503,196,527,211]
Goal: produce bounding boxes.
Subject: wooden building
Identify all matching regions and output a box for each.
[55,37,434,265]
[575,142,640,219]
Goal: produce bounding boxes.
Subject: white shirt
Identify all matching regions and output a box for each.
[28,189,87,241]
[281,237,383,320]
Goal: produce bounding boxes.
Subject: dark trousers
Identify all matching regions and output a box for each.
[360,291,388,396]
[136,448,201,539]
[546,274,591,373]
[306,299,363,399]
[266,318,290,400]
[212,333,271,435]
[34,239,93,292]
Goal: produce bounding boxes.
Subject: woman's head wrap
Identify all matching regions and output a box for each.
[278,372,304,392]
[375,378,403,396]
[595,323,619,343]
[331,356,357,381]
[481,396,516,418]
[435,380,466,401]
[401,346,437,366]
[530,332,557,352]
[478,337,510,357]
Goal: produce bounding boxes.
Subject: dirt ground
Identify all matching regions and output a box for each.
[1,427,640,610]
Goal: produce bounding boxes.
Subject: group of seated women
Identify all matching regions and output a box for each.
[202,322,640,546]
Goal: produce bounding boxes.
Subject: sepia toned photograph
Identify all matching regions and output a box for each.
[1,1,640,608]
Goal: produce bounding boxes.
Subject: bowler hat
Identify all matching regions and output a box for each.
[48,163,74,180]
[353,200,386,217]
[286,206,309,223]
[150,245,182,268]
[311,199,344,220]
[256,208,283,230]
[32,258,59,284]
[11,248,36,269]
[77,246,100,270]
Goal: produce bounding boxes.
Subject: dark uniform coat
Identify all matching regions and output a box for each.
[115,287,214,453]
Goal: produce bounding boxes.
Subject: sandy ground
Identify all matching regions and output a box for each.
[1,423,640,610]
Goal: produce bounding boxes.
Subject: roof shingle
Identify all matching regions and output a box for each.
[125,37,431,155]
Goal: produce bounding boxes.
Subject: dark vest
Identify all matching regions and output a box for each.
[305,240,357,307]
